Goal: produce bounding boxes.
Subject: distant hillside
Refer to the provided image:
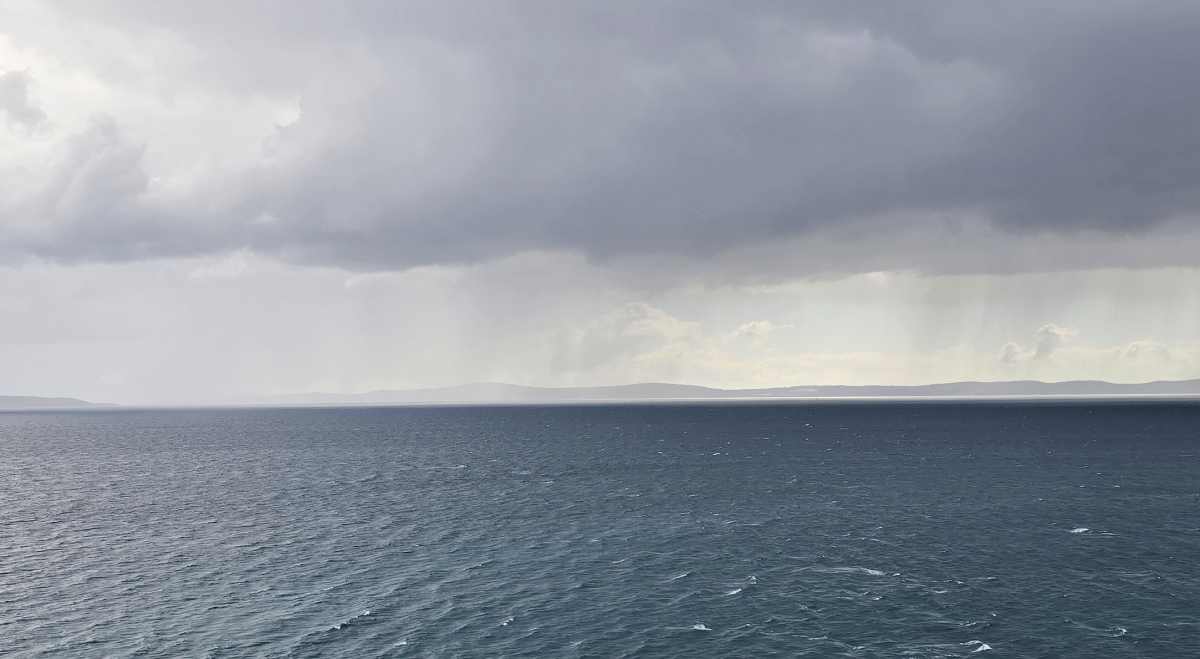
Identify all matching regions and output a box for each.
[739,379,1200,398]
[263,378,1200,406]
[266,382,723,405]
[0,396,109,410]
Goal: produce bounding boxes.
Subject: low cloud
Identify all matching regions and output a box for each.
[1121,340,1171,362]
[999,342,1023,365]
[1033,324,1077,360]
[552,303,702,377]
[1000,323,1077,364]
[550,304,808,385]
[729,320,789,344]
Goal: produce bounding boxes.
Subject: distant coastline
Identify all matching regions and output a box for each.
[10,379,1200,410]
[260,378,1200,407]
[0,396,112,411]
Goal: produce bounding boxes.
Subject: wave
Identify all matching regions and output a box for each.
[808,566,887,577]
[723,573,758,596]
[330,609,372,631]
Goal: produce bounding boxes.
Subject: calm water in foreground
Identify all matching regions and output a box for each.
[2,401,1199,657]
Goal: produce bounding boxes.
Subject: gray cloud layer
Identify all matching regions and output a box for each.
[4,1,1200,273]
[0,70,46,129]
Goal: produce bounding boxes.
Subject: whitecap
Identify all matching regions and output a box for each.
[329,609,371,631]
[668,571,691,581]
[813,566,886,576]
[725,588,742,596]
[500,616,514,626]
[691,623,712,631]
[1069,527,1090,534]
[962,640,992,653]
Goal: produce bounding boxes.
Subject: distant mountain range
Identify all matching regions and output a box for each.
[263,378,1200,406]
[0,396,110,410]
[8,379,1200,409]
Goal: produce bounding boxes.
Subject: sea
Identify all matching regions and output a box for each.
[2,401,1198,657]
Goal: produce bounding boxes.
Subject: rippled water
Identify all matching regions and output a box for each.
[2,401,1199,657]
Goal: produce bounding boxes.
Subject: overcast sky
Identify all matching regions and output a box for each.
[3,0,1199,403]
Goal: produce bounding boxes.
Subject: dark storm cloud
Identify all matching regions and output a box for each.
[7,1,1200,272]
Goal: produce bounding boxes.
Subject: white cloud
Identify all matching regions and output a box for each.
[1033,324,1077,361]
[1121,340,1171,363]
[552,303,702,377]
[728,320,788,344]
[999,324,1078,364]
[999,342,1023,365]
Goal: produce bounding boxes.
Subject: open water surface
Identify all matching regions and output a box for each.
[2,401,1199,657]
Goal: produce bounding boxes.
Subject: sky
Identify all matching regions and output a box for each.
[2,0,1200,404]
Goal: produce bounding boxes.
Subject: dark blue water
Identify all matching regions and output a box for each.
[2,402,1198,657]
